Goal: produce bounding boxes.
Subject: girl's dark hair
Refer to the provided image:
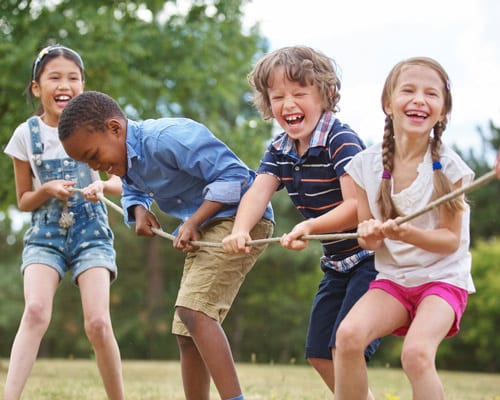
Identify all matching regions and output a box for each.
[248,46,341,120]
[26,44,85,115]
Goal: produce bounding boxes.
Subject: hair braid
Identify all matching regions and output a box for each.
[376,116,400,220]
[431,121,466,214]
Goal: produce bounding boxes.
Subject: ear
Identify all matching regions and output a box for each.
[329,85,335,99]
[439,108,447,122]
[31,80,41,98]
[106,118,125,137]
[383,101,392,117]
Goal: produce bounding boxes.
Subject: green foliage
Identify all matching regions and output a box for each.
[0,0,273,360]
[2,0,500,372]
[455,121,500,242]
[0,0,269,206]
[439,238,500,372]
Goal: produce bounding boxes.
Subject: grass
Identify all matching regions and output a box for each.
[1,359,500,399]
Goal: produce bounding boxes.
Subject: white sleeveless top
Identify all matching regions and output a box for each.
[345,142,475,293]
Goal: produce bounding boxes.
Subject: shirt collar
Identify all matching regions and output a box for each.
[272,111,336,153]
[125,119,140,168]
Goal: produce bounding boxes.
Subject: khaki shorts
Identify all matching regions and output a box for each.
[172,217,274,336]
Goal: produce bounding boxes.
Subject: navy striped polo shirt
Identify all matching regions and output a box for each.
[258,111,371,270]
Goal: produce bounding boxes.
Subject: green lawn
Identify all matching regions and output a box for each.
[1,359,500,399]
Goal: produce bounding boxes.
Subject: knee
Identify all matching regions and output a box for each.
[335,320,366,357]
[84,316,111,345]
[176,334,196,352]
[23,301,51,331]
[401,342,434,377]
[176,307,202,334]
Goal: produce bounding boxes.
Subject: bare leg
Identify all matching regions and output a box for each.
[79,268,124,400]
[308,357,334,391]
[4,265,59,400]
[308,356,374,399]
[401,296,454,400]
[177,306,242,400]
[177,335,211,400]
[335,289,409,400]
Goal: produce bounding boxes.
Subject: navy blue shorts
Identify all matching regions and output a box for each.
[305,255,380,361]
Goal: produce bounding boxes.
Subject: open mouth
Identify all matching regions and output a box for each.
[55,95,71,107]
[285,114,305,125]
[405,111,428,120]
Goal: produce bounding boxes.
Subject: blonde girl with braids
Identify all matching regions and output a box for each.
[334,57,475,400]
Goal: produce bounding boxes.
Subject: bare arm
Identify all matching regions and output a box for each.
[102,174,122,196]
[354,181,384,251]
[222,173,279,254]
[381,182,464,254]
[495,148,500,179]
[175,199,224,252]
[13,157,74,212]
[280,174,359,250]
[80,173,122,202]
[359,180,464,254]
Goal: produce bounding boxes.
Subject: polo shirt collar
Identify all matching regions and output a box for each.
[272,111,336,154]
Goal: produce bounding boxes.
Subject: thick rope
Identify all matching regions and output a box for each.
[74,169,497,248]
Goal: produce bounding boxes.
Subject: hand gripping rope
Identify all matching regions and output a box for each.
[73,169,497,248]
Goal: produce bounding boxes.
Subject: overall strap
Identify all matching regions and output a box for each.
[28,116,44,166]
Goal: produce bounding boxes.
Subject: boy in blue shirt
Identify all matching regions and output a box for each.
[58,90,274,400]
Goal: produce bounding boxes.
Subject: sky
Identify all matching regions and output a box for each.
[242,0,500,161]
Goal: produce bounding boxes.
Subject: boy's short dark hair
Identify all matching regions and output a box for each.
[59,91,125,140]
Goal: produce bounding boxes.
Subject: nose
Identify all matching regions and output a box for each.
[57,80,71,90]
[412,90,426,105]
[283,95,295,109]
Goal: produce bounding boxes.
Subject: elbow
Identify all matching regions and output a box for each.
[17,202,31,213]
[444,240,461,255]
[437,234,461,255]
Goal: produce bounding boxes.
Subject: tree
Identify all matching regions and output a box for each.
[455,120,500,242]
[0,0,278,360]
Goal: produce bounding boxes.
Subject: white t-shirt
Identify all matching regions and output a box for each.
[4,116,100,189]
[345,142,475,293]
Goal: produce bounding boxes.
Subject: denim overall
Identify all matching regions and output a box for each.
[21,117,116,283]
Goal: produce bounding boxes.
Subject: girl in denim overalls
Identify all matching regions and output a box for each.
[3,45,124,400]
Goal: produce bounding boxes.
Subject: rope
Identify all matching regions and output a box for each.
[73,169,497,248]
[395,169,497,225]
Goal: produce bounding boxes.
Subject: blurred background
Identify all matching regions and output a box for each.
[0,0,499,372]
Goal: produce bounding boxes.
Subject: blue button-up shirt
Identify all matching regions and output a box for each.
[121,118,274,230]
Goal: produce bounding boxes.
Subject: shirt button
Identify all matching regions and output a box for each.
[63,160,69,166]
[149,192,154,197]
[64,174,71,180]
[294,166,300,171]
[177,199,182,204]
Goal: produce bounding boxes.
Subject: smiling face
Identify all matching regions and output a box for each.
[384,64,447,139]
[61,119,128,177]
[31,56,84,127]
[267,66,326,150]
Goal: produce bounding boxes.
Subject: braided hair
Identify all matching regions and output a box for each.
[376,57,465,220]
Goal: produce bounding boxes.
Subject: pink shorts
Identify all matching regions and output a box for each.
[369,279,468,338]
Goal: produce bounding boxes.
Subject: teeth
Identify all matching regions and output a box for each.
[285,115,303,122]
[407,111,427,117]
[56,95,71,101]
